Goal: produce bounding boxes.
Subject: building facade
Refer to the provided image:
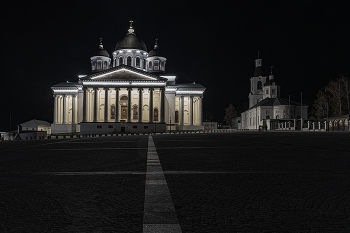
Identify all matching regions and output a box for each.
[241,57,308,130]
[51,22,205,134]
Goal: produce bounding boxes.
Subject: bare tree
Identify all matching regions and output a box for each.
[224,104,238,128]
[313,76,350,119]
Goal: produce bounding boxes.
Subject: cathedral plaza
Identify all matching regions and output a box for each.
[0,131,349,232]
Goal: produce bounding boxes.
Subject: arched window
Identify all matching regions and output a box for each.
[144,60,146,69]
[127,57,132,66]
[154,60,159,70]
[154,108,159,121]
[175,110,179,123]
[119,57,123,66]
[104,61,107,70]
[257,81,262,89]
[136,57,140,67]
[266,89,269,94]
[161,62,165,71]
[133,105,138,119]
[266,115,270,119]
[97,60,102,69]
[92,62,95,70]
[149,61,153,70]
[272,89,275,95]
[120,96,128,101]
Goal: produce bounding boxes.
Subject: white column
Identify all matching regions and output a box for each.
[180,96,184,126]
[93,88,98,122]
[72,95,75,124]
[53,95,58,124]
[199,96,203,126]
[62,95,67,124]
[104,88,108,122]
[138,88,143,123]
[189,96,193,126]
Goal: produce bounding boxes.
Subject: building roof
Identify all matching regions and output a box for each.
[249,97,307,110]
[115,33,147,51]
[177,83,205,88]
[20,119,51,127]
[52,82,78,87]
[82,64,167,81]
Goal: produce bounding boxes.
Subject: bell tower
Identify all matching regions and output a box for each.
[248,52,267,108]
[90,38,111,73]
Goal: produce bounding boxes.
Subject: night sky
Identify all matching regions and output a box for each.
[2,1,349,131]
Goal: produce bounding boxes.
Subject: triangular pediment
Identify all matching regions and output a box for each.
[85,65,163,81]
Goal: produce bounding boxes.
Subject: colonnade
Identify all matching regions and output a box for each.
[53,94,78,124]
[176,96,203,126]
[82,87,165,124]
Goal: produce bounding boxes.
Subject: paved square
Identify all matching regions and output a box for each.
[0,132,349,232]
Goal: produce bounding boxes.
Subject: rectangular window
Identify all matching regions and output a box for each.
[97,125,102,128]
[133,126,137,129]
[144,126,148,129]
[108,125,113,128]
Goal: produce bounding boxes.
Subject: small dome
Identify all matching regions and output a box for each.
[96,47,109,57]
[115,34,147,51]
[148,46,163,57]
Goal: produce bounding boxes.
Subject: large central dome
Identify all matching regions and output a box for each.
[115,30,147,51]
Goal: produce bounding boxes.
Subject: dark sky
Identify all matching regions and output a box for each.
[2,1,349,131]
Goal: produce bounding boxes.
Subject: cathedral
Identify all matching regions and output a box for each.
[51,21,205,134]
[240,56,308,130]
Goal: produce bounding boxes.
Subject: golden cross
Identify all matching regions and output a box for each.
[270,66,274,74]
[129,19,133,28]
[155,38,158,44]
[99,37,103,44]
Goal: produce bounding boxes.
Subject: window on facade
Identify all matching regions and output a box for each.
[266,89,269,94]
[108,125,113,128]
[161,62,165,71]
[154,60,159,70]
[144,60,146,69]
[97,61,102,69]
[144,126,148,129]
[97,125,102,128]
[127,57,132,66]
[92,62,95,70]
[266,115,270,119]
[114,59,116,66]
[272,89,275,94]
[276,115,279,119]
[133,105,138,119]
[120,96,128,101]
[149,61,153,70]
[175,110,179,123]
[104,61,107,69]
[154,108,159,121]
[110,105,116,119]
[119,57,123,66]
[257,81,262,89]
[136,57,140,67]
[133,125,137,129]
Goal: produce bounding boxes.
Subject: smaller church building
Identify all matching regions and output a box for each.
[240,57,308,130]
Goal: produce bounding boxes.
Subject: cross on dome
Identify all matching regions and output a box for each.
[155,38,158,45]
[270,66,274,74]
[127,20,135,34]
[99,37,103,45]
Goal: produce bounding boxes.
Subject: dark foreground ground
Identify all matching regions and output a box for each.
[0,131,349,232]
